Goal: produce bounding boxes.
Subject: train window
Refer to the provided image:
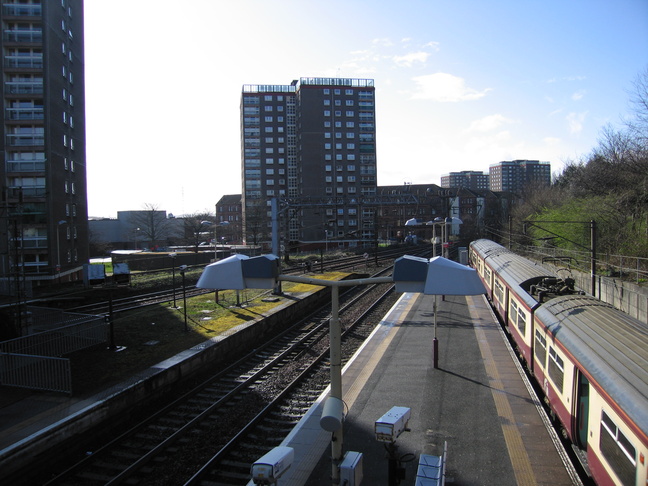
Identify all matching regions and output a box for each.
[548,347,564,394]
[534,330,546,368]
[600,411,637,485]
[494,280,504,303]
[485,267,491,282]
[510,300,526,336]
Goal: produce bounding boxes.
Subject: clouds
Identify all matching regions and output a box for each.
[393,51,430,67]
[567,111,588,134]
[411,73,492,102]
[467,114,516,132]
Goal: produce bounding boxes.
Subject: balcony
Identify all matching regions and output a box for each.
[9,186,46,197]
[7,160,45,172]
[2,4,42,17]
[6,107,44,121]
[13,236,48,249]
[6,134,44,147]
[4,30,43,43]
[4,55,43,69]
[5,82,43,95]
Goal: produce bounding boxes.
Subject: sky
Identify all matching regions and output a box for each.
[83,0,648,218]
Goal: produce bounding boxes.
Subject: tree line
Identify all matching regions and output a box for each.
[512,67,648,261]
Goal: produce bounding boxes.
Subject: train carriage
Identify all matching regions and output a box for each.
[470,239,554,364]
[535,295,648,486]
[469,238,648,486]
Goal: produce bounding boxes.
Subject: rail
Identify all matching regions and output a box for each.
[0,353,71,394]
[0,317,108,394]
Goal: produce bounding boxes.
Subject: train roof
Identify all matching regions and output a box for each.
[536,295,648,438]
[471,239,555,308]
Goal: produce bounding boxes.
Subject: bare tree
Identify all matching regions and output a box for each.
[130,203,171,250]
[245,200,269,247]
[183,211,215,252]
[626,66,648,145]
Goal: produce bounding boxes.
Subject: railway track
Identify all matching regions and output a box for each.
[42,269,397,486]
[67,245,431,316]
[68,286,212,315]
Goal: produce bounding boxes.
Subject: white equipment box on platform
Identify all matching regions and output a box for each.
[339,451,363,486]
[375,406,411,442]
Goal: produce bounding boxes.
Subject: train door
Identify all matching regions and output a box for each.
[575,371,590,449]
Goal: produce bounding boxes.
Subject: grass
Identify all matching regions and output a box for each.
[69,275,347,396]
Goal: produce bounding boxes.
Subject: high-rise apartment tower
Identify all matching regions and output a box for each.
[489,160,551,193]
[440,170,489,190]
[1,0,88,289]
[241,78,377,247]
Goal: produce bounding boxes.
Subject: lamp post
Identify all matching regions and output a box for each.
[169,252,177,308]
[56,219,66,283]
[179,264,188,332]
[279,274,392,484]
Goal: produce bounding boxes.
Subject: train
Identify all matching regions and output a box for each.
[469,239,647,486]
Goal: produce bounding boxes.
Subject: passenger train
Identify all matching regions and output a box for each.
[469,239,647,486]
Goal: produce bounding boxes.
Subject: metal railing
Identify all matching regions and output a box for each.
[0,353,71,394]
[0,315,108,394]
[1,317,108,357]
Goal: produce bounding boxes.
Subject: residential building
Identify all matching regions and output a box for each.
[440,170,489,190]
[375,184,512,244]
[0,0,88,290]
[488,160,551,193]
[240,78,377,248]
[215,194,242,245]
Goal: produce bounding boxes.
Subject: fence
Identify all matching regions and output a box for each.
[0,353,71,394]
[518,245,648,324]
[0,314,108,394]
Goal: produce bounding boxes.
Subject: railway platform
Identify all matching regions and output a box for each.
[258,292,581,486]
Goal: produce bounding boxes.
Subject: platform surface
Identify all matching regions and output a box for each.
[264,292,579,486]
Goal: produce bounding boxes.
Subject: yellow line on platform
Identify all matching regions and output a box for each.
[467,295,537,486]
